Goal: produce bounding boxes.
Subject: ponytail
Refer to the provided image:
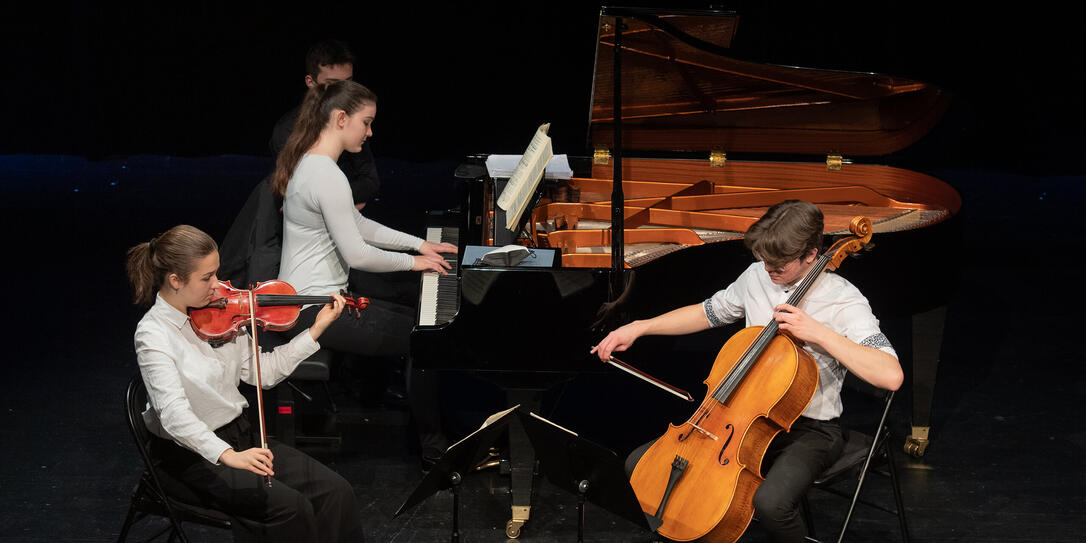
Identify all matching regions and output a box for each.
[125,225,218,306]
[272,80,378,198]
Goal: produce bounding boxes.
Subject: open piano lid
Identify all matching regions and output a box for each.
[589,7,950,156]
[528,7,960,269]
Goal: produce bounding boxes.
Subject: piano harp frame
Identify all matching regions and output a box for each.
[531,158,959,268]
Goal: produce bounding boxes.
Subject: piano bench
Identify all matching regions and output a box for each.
[273,349,341,448]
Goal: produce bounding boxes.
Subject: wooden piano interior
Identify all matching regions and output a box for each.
[530,157,961,268]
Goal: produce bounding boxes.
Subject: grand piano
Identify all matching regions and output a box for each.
[412,7,959,537]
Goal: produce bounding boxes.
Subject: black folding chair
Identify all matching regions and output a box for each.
[118,375,233,542]
[801,379,911,543]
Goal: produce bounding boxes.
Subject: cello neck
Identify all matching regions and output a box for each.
[711,253,832,404]
[782,253,832,308]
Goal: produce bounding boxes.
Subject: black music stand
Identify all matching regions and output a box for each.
[394,406,520,542]
[517,410,654,542]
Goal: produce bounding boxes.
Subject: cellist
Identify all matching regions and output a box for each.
[126,224,364,542]
[592,200,903,543]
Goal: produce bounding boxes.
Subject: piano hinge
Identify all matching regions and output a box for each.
[826,153,851,171]
[593,146,611,165]
[710,149,726,168]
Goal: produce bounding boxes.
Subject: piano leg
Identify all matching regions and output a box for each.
[906,305,946,458]
[504,387,540,539]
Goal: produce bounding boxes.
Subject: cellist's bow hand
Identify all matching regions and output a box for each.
[590,322,642,363]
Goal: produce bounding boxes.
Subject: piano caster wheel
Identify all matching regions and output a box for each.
[506,519,524,539]
[904,426,930,458]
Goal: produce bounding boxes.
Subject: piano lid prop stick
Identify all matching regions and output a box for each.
[606,356,694,402]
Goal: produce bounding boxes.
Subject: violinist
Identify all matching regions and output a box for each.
[127,224,364,543]
[592,200,903,543]
[272,79,455,467]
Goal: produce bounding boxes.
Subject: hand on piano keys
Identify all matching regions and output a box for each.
[412,254,452,275]
[418,226,460,326]
[420,240,458,257]
[414,239,458,275]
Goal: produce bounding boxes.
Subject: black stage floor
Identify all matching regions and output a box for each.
[0,154,1082,542]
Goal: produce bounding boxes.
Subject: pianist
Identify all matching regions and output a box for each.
[272,79,456,466]
[592,200,902,543]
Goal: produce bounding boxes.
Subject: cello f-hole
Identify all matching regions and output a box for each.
[717,424,735,466]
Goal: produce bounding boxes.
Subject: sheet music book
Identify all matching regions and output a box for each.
[496,123,554,231]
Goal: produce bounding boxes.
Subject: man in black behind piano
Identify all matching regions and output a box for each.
[592,200,903,542]
[271,39,380,211]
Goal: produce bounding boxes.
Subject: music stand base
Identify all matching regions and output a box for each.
[450,471,462,543]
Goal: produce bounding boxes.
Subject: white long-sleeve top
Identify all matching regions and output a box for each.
[134,294,320,464]
[702,262,897,420]
[279,153,424,296]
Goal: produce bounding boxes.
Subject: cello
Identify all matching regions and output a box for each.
[629,216,873,542]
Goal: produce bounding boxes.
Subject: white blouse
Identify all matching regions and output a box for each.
[134,294,320,463]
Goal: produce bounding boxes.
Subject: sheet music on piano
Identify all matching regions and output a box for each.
[495,123,555,231]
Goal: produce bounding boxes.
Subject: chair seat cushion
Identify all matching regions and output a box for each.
[815,429,874,484]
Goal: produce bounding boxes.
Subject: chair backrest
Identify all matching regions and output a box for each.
[125,375,155,469]
[124,374,180,504]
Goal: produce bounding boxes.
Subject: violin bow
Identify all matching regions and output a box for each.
[247,289,273,488]
[606,356,693,402]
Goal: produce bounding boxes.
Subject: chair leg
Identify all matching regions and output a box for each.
[322,381,338,413]
[885,440,911,543]
[117,501,139,542]
[835,435,885,543]
[800,493,818,539]
[162,504,191,543]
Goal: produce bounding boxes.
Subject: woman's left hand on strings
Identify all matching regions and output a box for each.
[310,293,346,341]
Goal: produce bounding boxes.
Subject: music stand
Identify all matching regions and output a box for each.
[394,406,520,542]
[517,410,654,542]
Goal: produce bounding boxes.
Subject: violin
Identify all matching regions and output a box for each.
[187,279,369,487]
[189,280,370,347]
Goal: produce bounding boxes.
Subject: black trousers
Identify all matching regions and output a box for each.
[289,301,446,452]
[625,417,843,543]
[150,414,364,543]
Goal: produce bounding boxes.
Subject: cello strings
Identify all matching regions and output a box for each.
[692,254,830,434]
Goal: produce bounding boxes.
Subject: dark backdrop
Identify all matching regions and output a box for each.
[2,1,1082,174]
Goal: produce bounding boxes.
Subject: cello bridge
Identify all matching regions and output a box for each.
[689,422,719,440]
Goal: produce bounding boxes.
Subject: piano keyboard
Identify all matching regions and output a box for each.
[417,226,460,326]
